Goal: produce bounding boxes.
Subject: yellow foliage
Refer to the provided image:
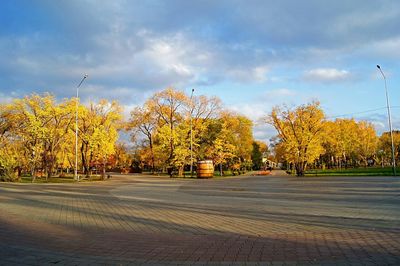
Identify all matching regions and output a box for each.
[268,101,325,176]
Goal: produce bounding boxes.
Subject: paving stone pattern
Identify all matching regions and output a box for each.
[0,173,399,265]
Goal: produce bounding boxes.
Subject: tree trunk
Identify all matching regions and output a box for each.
[169,123,174,163]
[101,156,106,180]
[149,138,155,174]
[31,165,36,183]
[47,167,51,180]
[81,143,90,177]
[295,161,306,177]
[46,155,55,181]
[42,151,49,181]
[178,166,184,177]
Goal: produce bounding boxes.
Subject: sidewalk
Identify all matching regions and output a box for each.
[0,174,399,265]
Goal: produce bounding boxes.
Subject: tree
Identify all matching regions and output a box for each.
[251,141,268,170]
[10,94,58,180]
[322,119,358,168]
[78,100,122,178]
[128,88,255,177]
[206,112,254,175]
[321,119,378,168]
[268,102,325,176]
[379,130,400,166]
[207,121,237,176]
[0,105,21,180]
[190,95,222,163]
[148,88,188,172]
[40,97,75,179]
[355,121,378,167]
[110,143,133,172]
[0,94,124,181]
[270,138,287,168]
[129,105,158,172]
[0,105,16,180]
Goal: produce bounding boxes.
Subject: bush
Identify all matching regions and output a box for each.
[0,168,19,182]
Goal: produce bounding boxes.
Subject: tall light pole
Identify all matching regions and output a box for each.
[75,74,88,181]
[190,88,194,178]
[377,65,396,176]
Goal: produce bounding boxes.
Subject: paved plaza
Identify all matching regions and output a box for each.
[0,172,399,265]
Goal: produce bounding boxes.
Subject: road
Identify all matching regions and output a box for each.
[0,173,399,265]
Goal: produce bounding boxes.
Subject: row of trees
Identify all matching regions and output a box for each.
[128,88,257,176]
[6,90,395,180]
[269,101,399,176]
[0,88,263,181]
[0,94,124,181]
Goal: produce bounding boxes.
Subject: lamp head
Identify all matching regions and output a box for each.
[84,74,88,78]
[377,65,381,69]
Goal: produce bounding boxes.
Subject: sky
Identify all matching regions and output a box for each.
[1,0,400,143]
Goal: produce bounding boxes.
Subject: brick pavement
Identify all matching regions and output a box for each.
[0,174,399,265]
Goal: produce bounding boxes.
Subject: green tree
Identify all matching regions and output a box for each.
[251,142,262,170]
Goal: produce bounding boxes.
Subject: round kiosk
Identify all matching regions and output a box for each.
[197,160,214,178]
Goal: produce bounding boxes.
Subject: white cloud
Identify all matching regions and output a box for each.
[121,103,140,120]
[360,37,400,60]
[226,66,269,83]
[75,84,145,105]
[228,103,267,121]
[144,33,195,79]
[2,1,400,130]
[253,66,269,82]
[255,88,299,109]
[268,88,296,97]
[303,68,351,83]
[371,121,386,132]
[253,124,277,143]
[225,103,277,143]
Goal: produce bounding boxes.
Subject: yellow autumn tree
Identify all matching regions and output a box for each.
[0,104,23,180]
[147,87,189,174]
[206,111,253,175]
[322,119,358,168]
[268,101,325,176]
[79,100,122,178]
[322,119,378,168]
[129,105,158,172]
[355,121,378,167]
[1,94,81,181]
[379,130,400,166]
[1,94,123,181]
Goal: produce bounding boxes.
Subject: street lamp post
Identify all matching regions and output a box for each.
[75,74,88,181]
[377,65,396,176]
[190,88,194,178]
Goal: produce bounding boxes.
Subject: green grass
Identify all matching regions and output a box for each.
[305,167,399,176]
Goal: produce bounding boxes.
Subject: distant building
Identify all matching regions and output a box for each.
[262,158,278,168]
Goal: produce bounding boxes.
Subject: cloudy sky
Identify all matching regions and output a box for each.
[1,0,400,142]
